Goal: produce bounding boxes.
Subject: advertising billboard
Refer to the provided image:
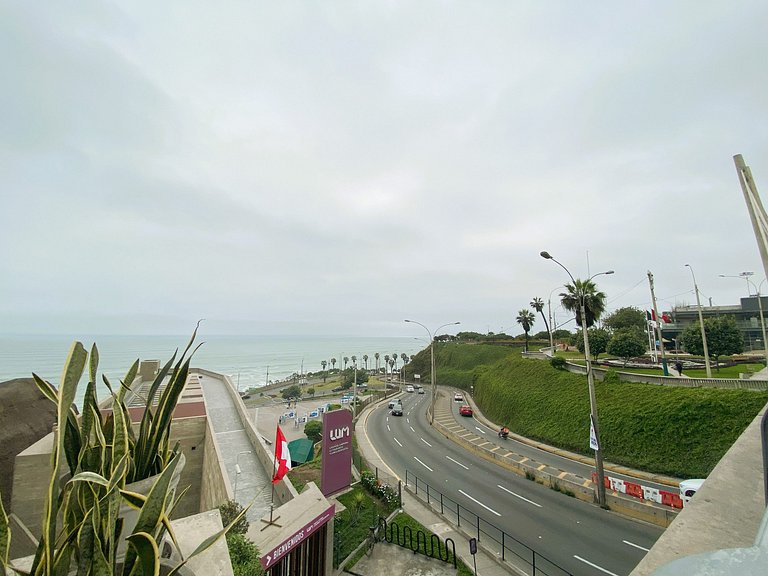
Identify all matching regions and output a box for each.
[320,408,353,496]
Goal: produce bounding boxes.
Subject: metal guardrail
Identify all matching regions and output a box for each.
[405,471,573,576]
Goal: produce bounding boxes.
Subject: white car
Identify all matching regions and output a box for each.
[680,478,705,506]
[454,393,464,402]
[406,385,414,392]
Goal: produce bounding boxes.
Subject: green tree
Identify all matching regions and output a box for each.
[560,279,608,328]
[681,316,744,369]
[530,297,551,344]
[343,356,349,369]
[552,329,572,341]
[516,309,536,352]
[304,420,323,443]
[219,499,249,535]
[342,367,369,387]
[575,327,611,361]
[226,532,265,576]
[603,307,647,333]
[607,328,647,366]
[306,387,315,397]
[281,384,301,400]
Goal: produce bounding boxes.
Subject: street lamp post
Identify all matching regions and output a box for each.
[541,251,613,507]
[234,450,252,499]
[721,273,768,367]
[405,319,461,425]
[686,264,712,378]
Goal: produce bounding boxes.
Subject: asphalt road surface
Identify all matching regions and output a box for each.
[368,390,663,576]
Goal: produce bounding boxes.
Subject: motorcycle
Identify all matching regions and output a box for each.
[498,429,509,439]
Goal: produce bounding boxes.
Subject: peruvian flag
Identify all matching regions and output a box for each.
[272,425,292,483]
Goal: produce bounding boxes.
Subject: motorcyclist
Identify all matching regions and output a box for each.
[498,426,509,438]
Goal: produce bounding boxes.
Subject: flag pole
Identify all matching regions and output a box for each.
[261,426,283,529]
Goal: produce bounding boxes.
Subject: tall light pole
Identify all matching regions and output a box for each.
[541,251,613,507]
[721,273,768,366]
[547,285,564,350]
[405,319,460,424]
[686,264,712,378]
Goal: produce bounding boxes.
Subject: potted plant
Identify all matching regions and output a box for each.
[0,326,244,575]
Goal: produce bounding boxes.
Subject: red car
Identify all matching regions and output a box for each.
[459,404,473,417]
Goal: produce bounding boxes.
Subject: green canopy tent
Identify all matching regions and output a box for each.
[288,438,315,466]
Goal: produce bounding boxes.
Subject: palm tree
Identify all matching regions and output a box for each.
[384,355,390,373]
[516,309,536,352]
[330,357,336,371]
[343,356,349,370]
[351,355,357,367]
[400,353,408,366]
[392,352,398,371]
[363,354,368,370]
[321,360,327,383]
[560,279,607,329]
[530,296,551,345]
[374,352,380,373]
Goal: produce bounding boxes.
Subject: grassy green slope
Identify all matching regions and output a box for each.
[431,344,768,478]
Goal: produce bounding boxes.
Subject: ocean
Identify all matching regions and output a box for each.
[0,334,425,406]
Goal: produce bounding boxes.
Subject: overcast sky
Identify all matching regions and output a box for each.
[2,2,767,337]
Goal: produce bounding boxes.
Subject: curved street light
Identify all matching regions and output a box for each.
[405,319,461,424]
[541,250,613,507]
[685,264,712,378]
[720,273,768,366]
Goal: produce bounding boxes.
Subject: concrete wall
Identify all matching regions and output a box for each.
[196,368,298,505]
[200,416,231,512]
[10,433,57,534]
[168,415,207,519]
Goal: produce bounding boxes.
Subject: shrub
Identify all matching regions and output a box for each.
[304,420,323,443]
[226,533,265,576]
[602,369,620,384]
[360,470,399,510]
[219,499,249,534]
[550,356,567,370]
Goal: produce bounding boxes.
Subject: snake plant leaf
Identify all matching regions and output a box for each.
[118,490,146,511]
[0,496,9,569]
[131,454,181,536]
[75,510,94,576]
[69,472,110,488]
[101,374,114,396]
[32,341,87,576]
[110,394,129,478]
[116,360,139,405]
[126,532,160,576]
[89,343,99,389]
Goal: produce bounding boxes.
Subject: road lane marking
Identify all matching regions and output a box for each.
[458,490,501,517]
[446,456,469,470]
[573,556,619,575]
[387,425,390,431]
[497,485,542,508]
[490,446,500,452]
[475,427,486,434]
[394,437,403,447]
[623,540,650,552]
[410,426,416,433]
[407,418,410,424]
[421,438,432,447]
[414,457,433,472]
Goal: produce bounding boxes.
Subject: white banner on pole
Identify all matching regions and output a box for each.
[589,416,599,451]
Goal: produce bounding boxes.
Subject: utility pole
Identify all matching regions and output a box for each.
[648,271,669,376]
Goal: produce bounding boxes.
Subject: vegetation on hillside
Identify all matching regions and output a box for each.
[431,343,768,478]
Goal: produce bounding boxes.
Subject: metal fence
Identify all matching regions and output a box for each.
[406,471,573,576]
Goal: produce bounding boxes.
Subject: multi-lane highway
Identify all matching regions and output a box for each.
[367,390,663,576]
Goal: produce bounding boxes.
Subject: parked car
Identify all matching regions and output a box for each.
[454,393,464,402]
[391,404,403,416]
[406,385,414,393]
[417,388,425,394]
[459,404,473,417]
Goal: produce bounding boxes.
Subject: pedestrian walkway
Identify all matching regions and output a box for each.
[198,374,273,521]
